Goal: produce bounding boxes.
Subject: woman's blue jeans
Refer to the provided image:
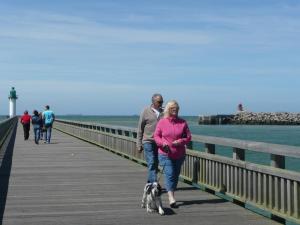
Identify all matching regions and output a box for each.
[159,154,185,192]
[143,142,158,183]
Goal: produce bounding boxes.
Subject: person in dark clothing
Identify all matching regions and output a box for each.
[39,112,44,140]
[31,110,42,144]
[20,110,31,140]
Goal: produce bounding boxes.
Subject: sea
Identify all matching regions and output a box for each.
[2,115,300,171]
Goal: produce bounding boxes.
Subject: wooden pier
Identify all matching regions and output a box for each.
[0,118,292,224]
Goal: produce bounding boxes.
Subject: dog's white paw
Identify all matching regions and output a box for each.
[159,208,165,215]
[147,208,156,213]
[141,203,145,208]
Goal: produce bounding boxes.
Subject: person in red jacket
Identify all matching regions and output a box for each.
[20,110,31,140]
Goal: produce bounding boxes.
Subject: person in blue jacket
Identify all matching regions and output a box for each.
[31,110,42,144]
[42,105,55,144]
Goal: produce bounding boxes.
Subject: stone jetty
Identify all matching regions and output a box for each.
[232,112,300,125]
[198,112,300,125]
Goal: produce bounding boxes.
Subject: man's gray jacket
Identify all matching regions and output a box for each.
[136,106,163,149]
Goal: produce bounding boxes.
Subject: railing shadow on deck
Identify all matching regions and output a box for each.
[177,198,227,207]
[0,118,18,225]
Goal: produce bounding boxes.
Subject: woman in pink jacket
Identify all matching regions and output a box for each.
[154,100,192,208]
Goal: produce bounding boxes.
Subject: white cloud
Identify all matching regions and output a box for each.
[0,10,213,45]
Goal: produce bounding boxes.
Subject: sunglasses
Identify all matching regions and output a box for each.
[156,101,163,104]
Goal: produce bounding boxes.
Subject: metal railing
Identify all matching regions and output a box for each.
[54,119,300,224]
[0,116,18,162]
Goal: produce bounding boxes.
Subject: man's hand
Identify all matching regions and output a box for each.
[137,146,143,153]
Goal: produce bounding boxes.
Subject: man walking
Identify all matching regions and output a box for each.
[20,110,31,140]
[137,93,164,183]
[42,105,55,144]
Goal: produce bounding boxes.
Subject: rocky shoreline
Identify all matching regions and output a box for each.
[198,112,300,125]
[232,112,300,125]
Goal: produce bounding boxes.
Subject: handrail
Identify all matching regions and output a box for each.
[0,117,18,149]
[55,119,300,160]
[192,135,300,159]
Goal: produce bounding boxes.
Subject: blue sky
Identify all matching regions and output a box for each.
[0,0,299,115]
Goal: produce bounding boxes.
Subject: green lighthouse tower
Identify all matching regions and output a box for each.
[8,87,18,117]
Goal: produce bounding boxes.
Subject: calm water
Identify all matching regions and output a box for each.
[57,115,300,171]
[0,116,8,122]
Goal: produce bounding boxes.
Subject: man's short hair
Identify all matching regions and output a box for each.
[151,93,162,103]
[45,105,50,110]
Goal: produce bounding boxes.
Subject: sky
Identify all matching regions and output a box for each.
[0,0,299,116]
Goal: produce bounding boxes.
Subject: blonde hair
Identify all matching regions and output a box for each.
[163,100,180,118]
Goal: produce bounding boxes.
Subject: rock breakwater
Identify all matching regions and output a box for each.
[198,112,300,125]
[232,112,300,125]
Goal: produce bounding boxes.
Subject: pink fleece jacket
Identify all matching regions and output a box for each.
[154,116,192,159]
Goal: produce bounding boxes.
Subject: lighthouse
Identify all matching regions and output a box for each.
[8,87,18,118]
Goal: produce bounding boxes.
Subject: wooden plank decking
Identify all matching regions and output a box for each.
[1,124,280,225]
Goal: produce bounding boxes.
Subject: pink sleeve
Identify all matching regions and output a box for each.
[178,122,192,145]
[154,120,164,147]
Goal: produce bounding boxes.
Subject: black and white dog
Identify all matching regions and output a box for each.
[141,182,165,215]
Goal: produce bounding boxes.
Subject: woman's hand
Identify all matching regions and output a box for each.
[172,140,180,146]
[162,143,170,153]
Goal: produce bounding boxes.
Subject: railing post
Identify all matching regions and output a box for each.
[205,143,215,154]
[204,144,215,188]
[232,148,245,198]
[192,159,200,183]
[271,154,285,169]
[233,148,245,160]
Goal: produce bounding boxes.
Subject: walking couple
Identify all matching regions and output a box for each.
[137,94,192,208]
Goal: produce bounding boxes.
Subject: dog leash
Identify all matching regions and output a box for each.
[157,161,167,182]
[157,145,170,182]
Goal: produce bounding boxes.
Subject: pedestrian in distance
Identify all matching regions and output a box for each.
[42,105,55,144]
[31,110,42,144]
[137,93,164,183]
[154,100,192,208]
[20,110,31,140]
[39,112,44,140]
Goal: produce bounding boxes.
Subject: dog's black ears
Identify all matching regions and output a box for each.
[157,184,162,196]
[146,184,152,195]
